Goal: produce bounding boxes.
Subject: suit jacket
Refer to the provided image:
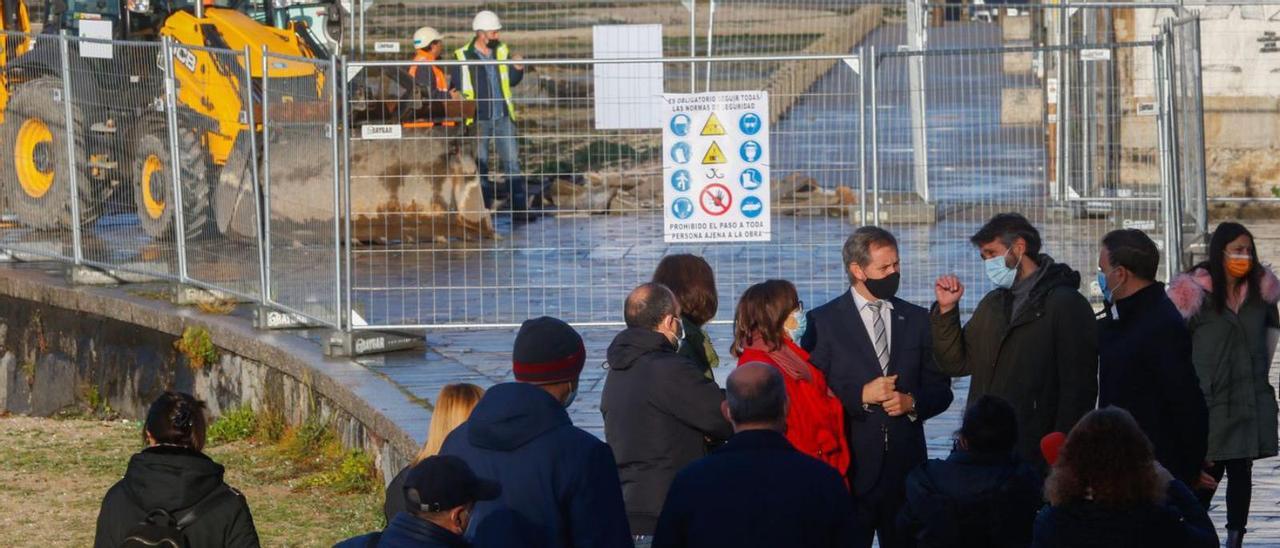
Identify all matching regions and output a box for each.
[802,291,954,495]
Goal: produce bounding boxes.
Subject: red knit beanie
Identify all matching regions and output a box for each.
[512,317,586,385]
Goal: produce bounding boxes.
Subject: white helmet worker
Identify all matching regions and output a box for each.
[472,10,501,32]
[412,26,443,50]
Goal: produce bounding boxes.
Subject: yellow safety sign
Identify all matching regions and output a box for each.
[701,113,726,136]
[702,142,727,164]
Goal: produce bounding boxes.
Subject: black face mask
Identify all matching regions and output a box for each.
[863,272,900,300]
[486,39,501,50]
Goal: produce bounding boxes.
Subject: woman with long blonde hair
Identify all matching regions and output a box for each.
[383,383,484,523]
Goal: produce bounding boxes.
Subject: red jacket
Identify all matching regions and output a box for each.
[738,339,851,477]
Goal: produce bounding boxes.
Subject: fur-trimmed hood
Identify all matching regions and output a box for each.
[1167,264,1280,319]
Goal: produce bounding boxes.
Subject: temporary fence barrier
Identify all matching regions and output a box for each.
[0,7,1214,334]
[262,50,344,328]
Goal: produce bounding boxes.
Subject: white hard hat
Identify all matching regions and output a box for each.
[412,26,442,49]
[472,10,501,31]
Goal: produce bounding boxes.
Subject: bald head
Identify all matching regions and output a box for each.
[624,282,679,330]
[724,362,788,432]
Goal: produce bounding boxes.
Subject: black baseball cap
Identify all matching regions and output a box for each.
[404,455,502,513]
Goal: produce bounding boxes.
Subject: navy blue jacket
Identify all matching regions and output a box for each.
[439,382,631,548]
[651,429,856,548]
[1031,480,1217,548]
[897,449,1043,548]
[335,512,469,548]
[1098,282,1208,486]
[802,292,954,495]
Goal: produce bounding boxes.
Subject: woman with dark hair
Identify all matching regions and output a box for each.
[731,279,849,475]
[94,391,260,548]
[652,254,720,379]
[1031,407,1217,548]
[898,395,1042,548]
[1167,222,1280,547]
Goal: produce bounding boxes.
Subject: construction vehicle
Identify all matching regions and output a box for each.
[0,0,32,124]
[0,0,330,239]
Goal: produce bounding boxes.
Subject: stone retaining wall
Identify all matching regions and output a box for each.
[0,265,428,481]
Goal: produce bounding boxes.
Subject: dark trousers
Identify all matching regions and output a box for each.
[1198,459,1253,531]
[852,473,912,548]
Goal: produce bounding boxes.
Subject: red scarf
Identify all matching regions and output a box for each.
[744,335,811,381]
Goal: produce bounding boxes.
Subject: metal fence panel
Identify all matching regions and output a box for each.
[170,43,265,302]
[1168,16,1208,251]
[1,32,81,263]
[347,54,865,328]
[263,51,342,327]
[873,40,1169,314]
[60,36,184,279]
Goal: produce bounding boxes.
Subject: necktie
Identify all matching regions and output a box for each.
[868,300,889,373]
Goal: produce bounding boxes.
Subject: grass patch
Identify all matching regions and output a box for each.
[0,415,384,546]
[195,299,238,315]
[207,406,257,445]
[174,326,219,370]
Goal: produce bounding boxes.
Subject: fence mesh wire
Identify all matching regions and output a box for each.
[0,4,1224,332]
[62,37,183,279]
[264,51,342,327]
[1,31,83,262]
[174,44,265,301]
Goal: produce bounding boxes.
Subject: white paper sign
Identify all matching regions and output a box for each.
[79,20,114,59]
[592,24,663,130]
[1080,49,1112,62]
[374,41,400,53]
[361,124,402,140]
[662,91,770,243]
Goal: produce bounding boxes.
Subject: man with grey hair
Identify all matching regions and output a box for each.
[651,363,855,548]
[802,226,953,548]
[603,282,732,546]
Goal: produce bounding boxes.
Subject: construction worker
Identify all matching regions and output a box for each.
[451,10,527,211]
[409,26,457,102]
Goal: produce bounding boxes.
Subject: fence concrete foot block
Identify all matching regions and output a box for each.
[254,307,321,330]
[174,286,242,306]
[326,330,424,357]
[67,265,162,286]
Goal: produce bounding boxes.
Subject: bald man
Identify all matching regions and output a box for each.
[603,282,732,544]
[653,363,857,548]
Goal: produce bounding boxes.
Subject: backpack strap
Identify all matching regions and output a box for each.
[175,485,238,529]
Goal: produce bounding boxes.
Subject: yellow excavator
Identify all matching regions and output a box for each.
[0,0,31,124]
[0,0,332,239]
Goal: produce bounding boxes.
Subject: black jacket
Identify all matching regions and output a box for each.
[336,512,470,548]
[383,465,411,525]
[440,382,632,548]
[897,449,1043,548]
[1099,282,1209,486]
[651,429,856,548]
[801,293,954,495]
[931,256,1099,471]
[1031,480,1217,548]
[93,446,260,548]
[602,327,733,535]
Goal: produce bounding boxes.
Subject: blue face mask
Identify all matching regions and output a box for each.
[985,252,1019,289]
[787,309,807,342]
[1097,270,1113,303]
[562,389,577,409]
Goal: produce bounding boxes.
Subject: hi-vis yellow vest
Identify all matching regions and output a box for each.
[455,41,516,124]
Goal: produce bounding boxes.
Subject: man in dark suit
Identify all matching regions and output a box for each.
[651,363,856,548]
[802,226,954,548]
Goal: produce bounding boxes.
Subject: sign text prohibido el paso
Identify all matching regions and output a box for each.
[662,91,770,243]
